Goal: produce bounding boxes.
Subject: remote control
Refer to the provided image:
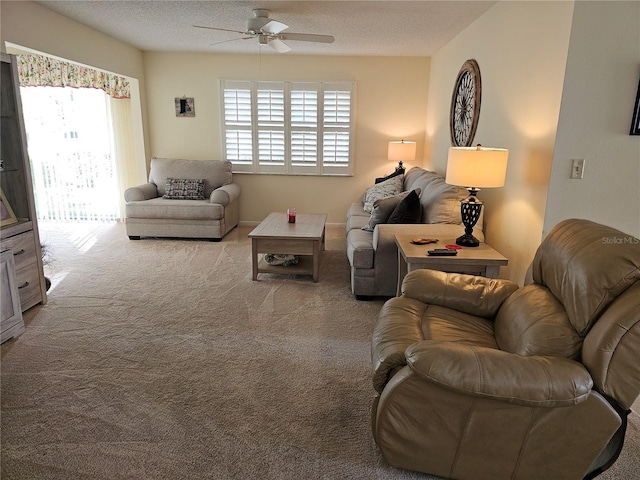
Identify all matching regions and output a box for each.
[427,248,458,256]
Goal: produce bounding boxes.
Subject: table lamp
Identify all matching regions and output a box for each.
[388,140,416,173]
[445,145,508,247]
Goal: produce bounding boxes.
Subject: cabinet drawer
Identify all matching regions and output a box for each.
[1,230,44,311]
[1,231,38,271]
[16,263,42,311]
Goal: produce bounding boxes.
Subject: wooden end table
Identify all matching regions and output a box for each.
[248,212,327,282]
[395,235,508,296]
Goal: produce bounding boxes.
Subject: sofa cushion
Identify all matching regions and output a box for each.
[363,175,403,213]
[494,284,582,359]
[163,178,206,200]
[126,198,224,220]
[404,166,435,192]
[149,158,232,197]
[532,218,640,336]
[388,189,421,224]
[419,175,466,224]
[347,203,371,232]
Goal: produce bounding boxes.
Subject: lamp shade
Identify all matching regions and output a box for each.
[445,146,508,188]
[388,140,416,162]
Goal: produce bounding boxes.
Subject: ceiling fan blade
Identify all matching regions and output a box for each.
[279,33,335,44]
[209,37,253,47]
[193,25,249,35]
[262,20,288,35]
[269,38,292,53]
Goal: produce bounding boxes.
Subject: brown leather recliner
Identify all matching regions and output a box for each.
[371,219,640,480]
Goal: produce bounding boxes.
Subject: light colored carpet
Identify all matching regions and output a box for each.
[1,221,638,480]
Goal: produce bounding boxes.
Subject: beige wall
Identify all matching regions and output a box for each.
[425,1,574,284]
[544,1,640,238]
[0,0,149,186]
[143,52,430,224]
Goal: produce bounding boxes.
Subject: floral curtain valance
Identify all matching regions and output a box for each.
[17,54,131,99]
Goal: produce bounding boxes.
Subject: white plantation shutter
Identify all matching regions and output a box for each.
[290,85,318,173]
[221,79,354,175]
[222,82,253,170]
[257,85,285,172]
[322,87,352,173]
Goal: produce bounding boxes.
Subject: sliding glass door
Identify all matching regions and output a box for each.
[20,85,121,222]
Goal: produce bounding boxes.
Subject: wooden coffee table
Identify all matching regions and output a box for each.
[395,235,508,295]
[248,212,327,282]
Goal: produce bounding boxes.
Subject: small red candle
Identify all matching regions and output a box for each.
[287,208,296,223]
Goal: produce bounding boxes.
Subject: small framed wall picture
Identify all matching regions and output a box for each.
[0,189,18,227]
[631,77,640,135]
[175,97,195,117]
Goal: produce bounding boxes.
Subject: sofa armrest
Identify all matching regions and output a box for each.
[124,183,158,202]
[406,341,593,407]
[372,297,427,393]
[210,182,240,206]
[402,269,519,318]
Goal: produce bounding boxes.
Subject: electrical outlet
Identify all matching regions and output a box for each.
[571,159,585,179]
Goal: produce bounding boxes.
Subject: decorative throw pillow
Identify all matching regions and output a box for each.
[163,178,206,200]
[363,174,403,213]
[387,189,421,224]
[362,188,421,232]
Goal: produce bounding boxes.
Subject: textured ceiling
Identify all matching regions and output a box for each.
[35,1,497,56]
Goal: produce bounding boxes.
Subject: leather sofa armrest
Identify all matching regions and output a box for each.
[124,183,158,202]
[372,297,427,393]
[406,341,593,407]
[210,182,240,206]
[402,269,519,318]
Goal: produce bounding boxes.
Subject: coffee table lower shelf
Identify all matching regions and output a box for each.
[256,255,314,278]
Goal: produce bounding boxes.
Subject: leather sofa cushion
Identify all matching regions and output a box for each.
[533,219,640,336]
[371,296,498,393]
[406,341,593,407]
[402,269,517,318]
[495,284,582,359]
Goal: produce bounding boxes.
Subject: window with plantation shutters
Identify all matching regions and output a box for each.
[221,80,355,175]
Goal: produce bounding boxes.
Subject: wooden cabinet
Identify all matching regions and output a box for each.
[1,53,47,320]
[0,249,25,342]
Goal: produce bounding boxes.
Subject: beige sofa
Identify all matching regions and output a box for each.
[124,157,240,241]
[346,167,482,297]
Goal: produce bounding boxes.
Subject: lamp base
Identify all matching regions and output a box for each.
[456,233,480,248]
[457,188,482,248]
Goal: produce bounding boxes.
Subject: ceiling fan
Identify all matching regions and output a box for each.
[194,8,335,53]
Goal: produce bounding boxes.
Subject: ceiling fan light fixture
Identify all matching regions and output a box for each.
[269,38,292,53]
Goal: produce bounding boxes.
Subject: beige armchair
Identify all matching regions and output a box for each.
[371,219,640,480]
[124,158,240,241]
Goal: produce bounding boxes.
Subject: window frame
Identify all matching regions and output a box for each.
[220,79,355,176]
